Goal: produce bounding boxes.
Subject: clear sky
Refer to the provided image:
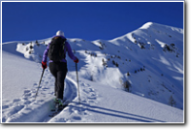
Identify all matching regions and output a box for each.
[2,2,183,42]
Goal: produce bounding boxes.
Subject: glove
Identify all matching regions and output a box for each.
[74,58,79,63]
[42,61,47,69]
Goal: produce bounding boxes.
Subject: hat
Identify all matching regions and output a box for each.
[56,30,65,37]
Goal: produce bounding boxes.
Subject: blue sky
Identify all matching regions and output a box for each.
[2,2,183,42]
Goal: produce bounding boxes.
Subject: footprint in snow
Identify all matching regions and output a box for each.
[72,116,82,120]
[2,105,9,109]
[23,90,32,97]
[13,99,21,102]
[24,100,32,105]
[83,87,94,94]
[81,83,90,87]
[42,87,50,91]
[33,83,38,86]
[24,90,31,94]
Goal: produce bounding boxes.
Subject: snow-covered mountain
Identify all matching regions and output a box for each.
[2,22,184,123]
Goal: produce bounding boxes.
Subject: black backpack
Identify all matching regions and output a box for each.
[48,36,66,62]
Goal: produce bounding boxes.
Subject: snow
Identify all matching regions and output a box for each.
[1,22,184,123]
[0,48,1,122]
[139,22,153,29]
[155,39,167,48]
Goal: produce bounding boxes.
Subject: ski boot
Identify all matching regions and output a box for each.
[54,98,64,111]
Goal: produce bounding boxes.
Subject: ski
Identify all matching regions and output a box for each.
[49,100,69,117]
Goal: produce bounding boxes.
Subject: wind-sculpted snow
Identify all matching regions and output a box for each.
[2,22,184,123]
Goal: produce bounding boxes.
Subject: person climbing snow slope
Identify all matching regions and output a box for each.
[41,30,79,109]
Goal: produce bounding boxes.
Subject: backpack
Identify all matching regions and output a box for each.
[48,36,66,62]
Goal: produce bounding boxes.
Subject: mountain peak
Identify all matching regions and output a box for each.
[139,22,167,29]
[139,22,183,30]
[139,22,154,29]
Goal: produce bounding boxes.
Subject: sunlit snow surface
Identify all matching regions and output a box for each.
[2,22,184,123]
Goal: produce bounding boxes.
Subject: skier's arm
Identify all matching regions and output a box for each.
[42,43,50,62]
[65,41,77,61]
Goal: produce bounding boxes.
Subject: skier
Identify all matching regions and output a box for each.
[41,30,79,108]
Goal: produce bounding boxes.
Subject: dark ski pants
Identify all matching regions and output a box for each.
[49,62,68,100]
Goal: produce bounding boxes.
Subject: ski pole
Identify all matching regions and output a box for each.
[75,63,81,103]
[35,69,45,100]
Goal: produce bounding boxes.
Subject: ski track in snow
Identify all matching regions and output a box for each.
[47,79,100,123]
[2,66,99,123]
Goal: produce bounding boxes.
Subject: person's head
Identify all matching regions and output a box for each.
[56,30,65,37]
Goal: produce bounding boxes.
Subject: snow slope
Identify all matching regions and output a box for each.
[1,22,184,123]
[0,47,1,122]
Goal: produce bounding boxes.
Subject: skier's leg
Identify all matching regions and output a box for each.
[56,63,68,100]
[49,62,58,96]
[56,72,64,100]
[54,78,57,96]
